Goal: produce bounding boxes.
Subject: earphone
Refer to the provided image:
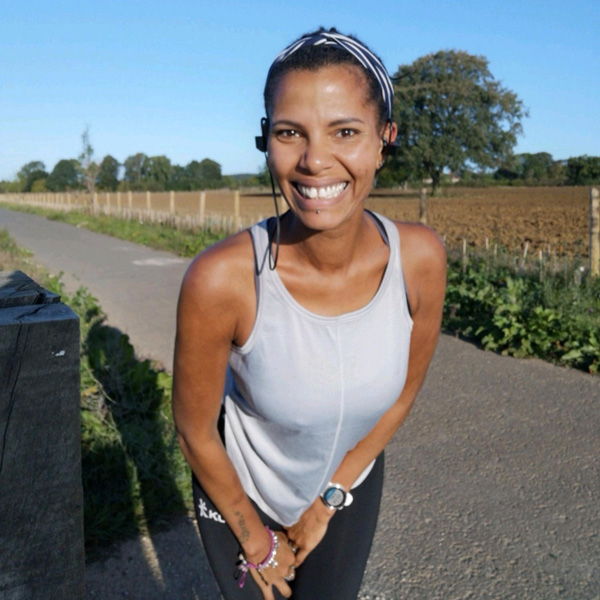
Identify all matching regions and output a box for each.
[255,117,270,153]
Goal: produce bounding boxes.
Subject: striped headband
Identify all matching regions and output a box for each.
[269,31,394,120]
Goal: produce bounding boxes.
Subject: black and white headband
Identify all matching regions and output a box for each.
[269,31,394,121]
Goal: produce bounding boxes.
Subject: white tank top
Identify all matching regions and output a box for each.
[223,211,413,525]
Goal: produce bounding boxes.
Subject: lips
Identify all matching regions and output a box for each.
[294,182,348,200]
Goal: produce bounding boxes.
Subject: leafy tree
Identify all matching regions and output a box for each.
[391,50,527,195]
[78,126,100,195]
[47,159,80,191]
[97,155,120,191]
[145,155,172,191]
[197,158,222,188]
[565,155,600,185]
[123,153,149,188]
[17,161,48,192]
[31,178,48,193]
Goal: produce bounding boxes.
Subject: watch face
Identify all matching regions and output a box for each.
[324,487,345,508]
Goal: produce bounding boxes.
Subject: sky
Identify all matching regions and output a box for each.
[1,0,598,180]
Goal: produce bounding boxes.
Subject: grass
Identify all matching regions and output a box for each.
[0,201,226,257]
[0,228,195,558]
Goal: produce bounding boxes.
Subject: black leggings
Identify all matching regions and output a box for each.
[192,452,384,600]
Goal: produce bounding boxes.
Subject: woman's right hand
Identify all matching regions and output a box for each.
[248,531,297,600]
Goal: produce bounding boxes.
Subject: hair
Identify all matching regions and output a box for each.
[263,27,389,128]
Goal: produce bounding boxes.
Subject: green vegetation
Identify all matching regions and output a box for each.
[0,202,225,257]
[444,251,600,374]
[390,50,527,195]
[0,229,195,555]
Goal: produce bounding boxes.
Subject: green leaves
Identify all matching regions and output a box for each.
[444,255,600,374]
[391,50,527,194]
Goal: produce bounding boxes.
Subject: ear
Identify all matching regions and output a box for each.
[379,121,398,163]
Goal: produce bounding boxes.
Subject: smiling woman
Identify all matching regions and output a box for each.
[172,27,447,600]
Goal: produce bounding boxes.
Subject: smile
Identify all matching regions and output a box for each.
[295,182,348,200]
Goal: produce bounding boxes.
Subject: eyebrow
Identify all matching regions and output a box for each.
[271,117,366,128]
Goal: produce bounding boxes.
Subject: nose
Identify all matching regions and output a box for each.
[297,136,333,174]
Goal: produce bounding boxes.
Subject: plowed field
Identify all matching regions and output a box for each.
[86,186,592,257]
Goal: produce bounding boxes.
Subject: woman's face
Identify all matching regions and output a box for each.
[267,65,396,232]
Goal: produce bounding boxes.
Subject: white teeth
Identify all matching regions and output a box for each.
[297,183,347,200]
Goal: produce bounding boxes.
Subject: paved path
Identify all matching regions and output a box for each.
[2,206,599,599]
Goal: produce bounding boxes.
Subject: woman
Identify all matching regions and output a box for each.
[173,28,446,600]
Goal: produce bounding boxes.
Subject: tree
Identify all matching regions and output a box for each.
[565,155,600,185]
[198,158,222,187]
[97,155,120,191]
[391,50,527,195]
[145,155,172,191]
[123,153,149,188]
[17,161,48,192]
[46,159,80,191]
[78,126,100,195]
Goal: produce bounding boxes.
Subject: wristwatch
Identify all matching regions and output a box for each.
[320,482,353,510]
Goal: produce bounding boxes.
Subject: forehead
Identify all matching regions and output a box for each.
[269,65,376,120]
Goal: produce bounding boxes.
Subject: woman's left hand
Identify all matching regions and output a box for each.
[284,497,335,566]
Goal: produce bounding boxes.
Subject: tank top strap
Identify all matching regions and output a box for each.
[249,217,275,277]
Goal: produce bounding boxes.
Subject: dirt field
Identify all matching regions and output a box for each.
[43,186,592,257]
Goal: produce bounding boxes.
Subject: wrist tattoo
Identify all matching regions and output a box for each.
[234,510,250,543]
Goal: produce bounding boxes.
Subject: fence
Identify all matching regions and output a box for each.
[1,187,598,274]
[0,189,287,234]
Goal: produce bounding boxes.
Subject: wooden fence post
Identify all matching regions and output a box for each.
[590,187,600,277]
[117,191,121,210]
[419,188,428,225]
[199,191,206,226]
[0,271,84,598]
[106,192,111,210]
[127,190,133,210]
[146,190,151,211]
[170,190,175,214]
[234,190,241,230]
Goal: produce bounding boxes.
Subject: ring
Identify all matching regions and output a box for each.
[288,541,299,554]
[283,565,296,582]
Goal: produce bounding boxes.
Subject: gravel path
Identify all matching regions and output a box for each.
[2,206,598,599]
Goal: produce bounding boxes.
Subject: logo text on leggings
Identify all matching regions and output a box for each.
[198,498,226,523]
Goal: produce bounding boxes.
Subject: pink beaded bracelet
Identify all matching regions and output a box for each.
[237,526,279,588]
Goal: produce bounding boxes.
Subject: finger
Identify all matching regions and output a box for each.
[273,579,292,599]
[250,570,274,600]
[294,549,308,567]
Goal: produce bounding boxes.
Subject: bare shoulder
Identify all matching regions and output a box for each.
[177,229,255,333]
[394,221,446,315]
[395,221,446,273]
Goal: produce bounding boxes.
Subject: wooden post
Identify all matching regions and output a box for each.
[590,187,600,277]
[169,190,175,215]
[199,191,206,226]
[0,271,84,598]
[93,192,98,214]
[117,191,121,210]
[146,190,151,212]
[106,192,110,210]
[127,190,133,209]
[234,190,241,230]
[462,238,467,273]
[419,188,428,225]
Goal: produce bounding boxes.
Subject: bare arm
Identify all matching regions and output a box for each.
[172,236,294,599]
[286,223,447,565]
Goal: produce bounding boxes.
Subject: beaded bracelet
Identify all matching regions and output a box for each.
[237,526,280,588]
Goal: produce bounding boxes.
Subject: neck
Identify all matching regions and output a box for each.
[281,209,375,274]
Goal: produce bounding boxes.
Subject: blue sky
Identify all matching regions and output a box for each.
[1,0,598,180]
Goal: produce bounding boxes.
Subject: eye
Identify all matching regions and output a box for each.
[275,129,301,140]
[336,128,357,138]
